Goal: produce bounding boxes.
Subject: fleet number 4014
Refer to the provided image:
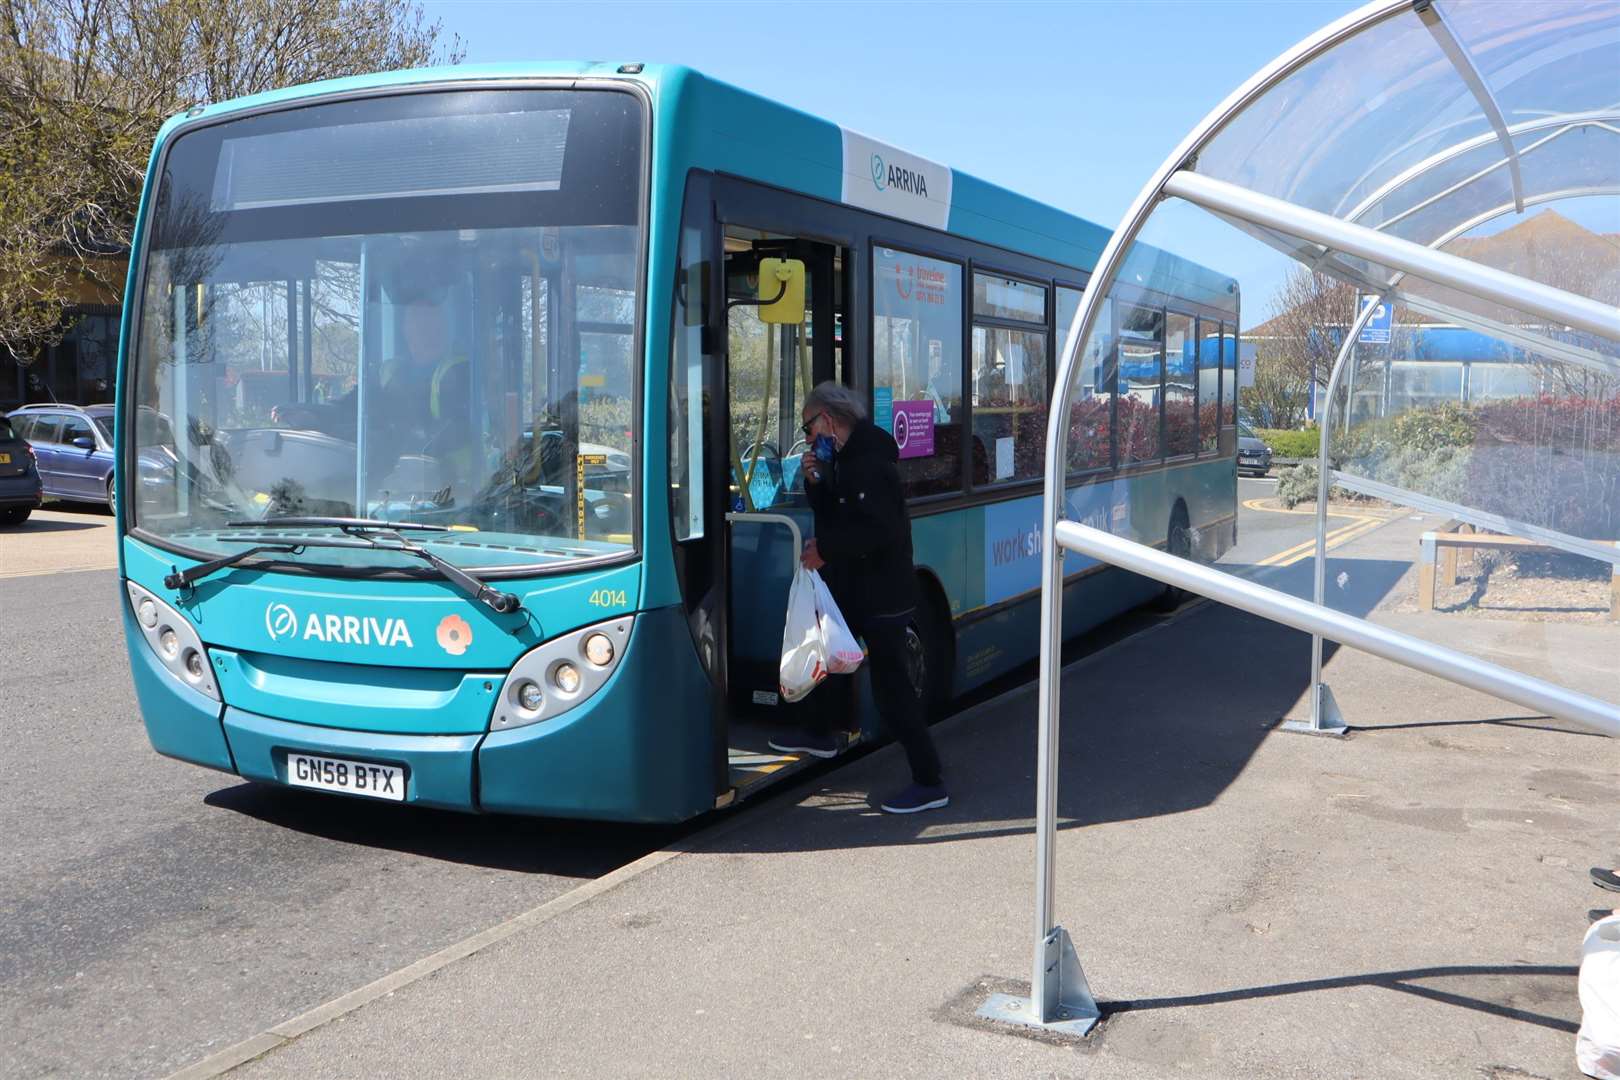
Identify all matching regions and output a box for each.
[589,589,628,608]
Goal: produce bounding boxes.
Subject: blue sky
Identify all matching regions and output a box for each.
[421,0,1363,231]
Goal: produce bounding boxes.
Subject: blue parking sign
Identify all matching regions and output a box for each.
[1357,294,1392,344]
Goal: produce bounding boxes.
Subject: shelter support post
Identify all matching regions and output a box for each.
[1283,288,1389,736]
[975,514,1101,1038]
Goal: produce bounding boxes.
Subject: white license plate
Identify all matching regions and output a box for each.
[286,752,404,801]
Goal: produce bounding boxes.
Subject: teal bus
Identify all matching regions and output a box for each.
[116,63,1239,822]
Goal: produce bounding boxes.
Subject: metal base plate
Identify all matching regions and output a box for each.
[976,992,1100,1037]
[976,928,1101,1037]
[1280,682,1349,736]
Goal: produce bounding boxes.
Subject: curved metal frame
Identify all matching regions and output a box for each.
[1017,0,1415,1034]
[1010,0,1620,1036]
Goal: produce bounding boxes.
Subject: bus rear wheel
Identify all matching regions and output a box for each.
[905,586,954,718]
[1153,504,1193,612]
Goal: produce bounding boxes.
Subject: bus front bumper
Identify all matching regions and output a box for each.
[223,707,482,812]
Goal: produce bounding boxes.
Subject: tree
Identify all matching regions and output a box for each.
[0,0,462,362]
[1249,267,1357,423]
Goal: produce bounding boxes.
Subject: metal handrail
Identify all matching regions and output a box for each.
[1054,519,1620,738]
[724,511,804,577]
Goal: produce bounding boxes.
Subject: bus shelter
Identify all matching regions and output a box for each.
[995,0,1620,1036]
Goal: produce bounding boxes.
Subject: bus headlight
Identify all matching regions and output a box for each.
[126,582,220,703]
[491,615,633,732]
[583,633,614,667]
[552,662,582,695]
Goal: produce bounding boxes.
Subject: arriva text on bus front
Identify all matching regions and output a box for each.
[265,601,414,648]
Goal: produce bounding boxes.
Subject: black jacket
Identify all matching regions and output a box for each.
[806,420,916,625]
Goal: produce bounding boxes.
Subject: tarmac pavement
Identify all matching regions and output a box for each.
[0,503,118,577]
[190,521,1617,1080]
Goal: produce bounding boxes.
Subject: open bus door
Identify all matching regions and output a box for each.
[716,224,848,802]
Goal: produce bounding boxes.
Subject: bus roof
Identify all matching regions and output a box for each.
[153,61,1238,311]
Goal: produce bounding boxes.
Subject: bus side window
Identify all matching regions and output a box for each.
[871,246,964,499]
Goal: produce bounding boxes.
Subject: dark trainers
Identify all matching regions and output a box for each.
[880,783,949,814]
[1592,909,1617,924]
[768,731,839,759]
[1592,867,1620,893]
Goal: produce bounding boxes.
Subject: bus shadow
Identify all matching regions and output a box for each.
[711,558,1416,854]
[203,783,677,876]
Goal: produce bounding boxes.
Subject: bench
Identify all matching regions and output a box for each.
[1418,525,1620,621]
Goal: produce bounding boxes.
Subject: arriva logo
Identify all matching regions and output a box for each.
[265,602,297,640]
[871,153,928,198]
[263,600,414,648]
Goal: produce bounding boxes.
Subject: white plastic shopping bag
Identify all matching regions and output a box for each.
[1579,914,1620,1079]
[809,570,865,675]
[779,566,828,703]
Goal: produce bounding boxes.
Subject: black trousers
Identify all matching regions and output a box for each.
[808,611,943,788]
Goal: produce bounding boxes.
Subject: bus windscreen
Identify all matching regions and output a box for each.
[128,88,645,575]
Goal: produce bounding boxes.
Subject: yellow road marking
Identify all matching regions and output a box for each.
[1242,497,1359,519]
[1255,514,1385,568]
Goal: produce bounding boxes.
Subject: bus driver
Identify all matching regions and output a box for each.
[271,257,474,507]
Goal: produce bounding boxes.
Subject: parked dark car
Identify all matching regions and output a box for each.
[1237,421,1273,477]
[0,413,45,524]
[8,403,117,509]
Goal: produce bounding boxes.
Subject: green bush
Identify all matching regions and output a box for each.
[1276,463,1318,508]
[1257,427,1320,459]
[1388,401,1476,454]
[1275,462,1369,509]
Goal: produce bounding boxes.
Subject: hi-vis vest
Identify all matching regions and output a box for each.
[379,355,472,475]
[380,355,467,421]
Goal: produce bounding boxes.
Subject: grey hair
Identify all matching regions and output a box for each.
[804,381,868,424]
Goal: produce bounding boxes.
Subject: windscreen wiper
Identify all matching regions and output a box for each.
[351,529,522,616]
[164,543,303,590]
[227,517,521,616]
[227,516,451,534]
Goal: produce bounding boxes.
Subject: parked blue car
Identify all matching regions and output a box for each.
[8,403,118,509]
[0,412,45,525]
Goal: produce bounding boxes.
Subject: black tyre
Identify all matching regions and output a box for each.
[106,476,116,515]
[1153,504,1193,612]
[0,507,31,526]
[905,583,955,717]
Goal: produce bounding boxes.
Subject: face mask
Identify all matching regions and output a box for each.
[813,433,837,462]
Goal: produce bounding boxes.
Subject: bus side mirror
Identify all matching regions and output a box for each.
[756,258,805,324]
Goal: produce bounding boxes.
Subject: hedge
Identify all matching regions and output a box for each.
[1256,427,1320,459]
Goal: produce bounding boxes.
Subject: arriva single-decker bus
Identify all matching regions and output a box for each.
[116,63,1240,822]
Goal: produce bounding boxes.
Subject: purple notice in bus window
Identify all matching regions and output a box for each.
[892,400,935,459]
